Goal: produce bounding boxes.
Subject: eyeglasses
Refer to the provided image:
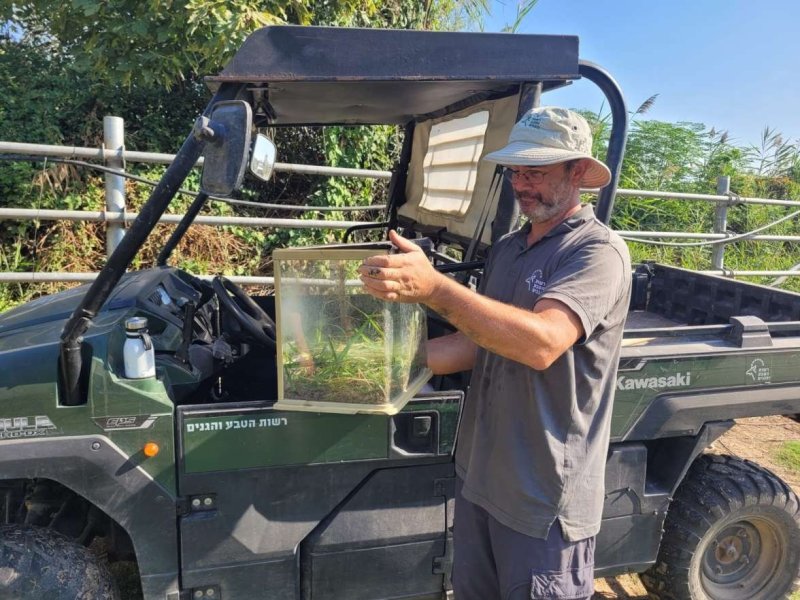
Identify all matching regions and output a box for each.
[505,164,564,184]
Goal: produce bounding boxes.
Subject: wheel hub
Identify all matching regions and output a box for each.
[703,522,760,584]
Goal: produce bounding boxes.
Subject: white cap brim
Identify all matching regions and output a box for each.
[483,142,612,188]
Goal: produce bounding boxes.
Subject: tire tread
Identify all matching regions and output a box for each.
[0,524,119,599]
[641,454,800,600]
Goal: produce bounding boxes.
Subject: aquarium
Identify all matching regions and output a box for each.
[273,243,432,414]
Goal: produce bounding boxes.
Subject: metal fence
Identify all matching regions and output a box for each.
[2,117,800,285]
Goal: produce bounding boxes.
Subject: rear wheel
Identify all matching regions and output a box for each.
[642,454,800,599]
[0,524,119,599]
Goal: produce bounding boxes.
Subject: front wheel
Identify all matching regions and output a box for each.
[642,454,800,599]
[0,525,119,599]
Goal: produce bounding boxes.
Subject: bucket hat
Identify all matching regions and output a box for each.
[483,106,611,188]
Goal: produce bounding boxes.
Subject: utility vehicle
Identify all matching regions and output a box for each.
[1,26,799,600]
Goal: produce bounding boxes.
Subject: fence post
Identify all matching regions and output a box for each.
[711,176,731,270]
[104,116,126,257]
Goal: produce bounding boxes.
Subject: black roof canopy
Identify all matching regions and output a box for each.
[206,26,580,125]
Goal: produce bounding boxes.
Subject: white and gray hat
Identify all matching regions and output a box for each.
[483,106,611,188]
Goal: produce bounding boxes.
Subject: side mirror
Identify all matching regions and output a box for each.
[250,134,277,182]
[200,100,253,196]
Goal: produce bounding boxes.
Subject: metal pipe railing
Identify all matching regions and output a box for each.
[700,271,800,277]
[3,139,796,207]
[3,122,800,287]
[103,117,126,257]
[582,186,800,208]
[618,231,800,242]
[0,208,373,230]
[0,141,393,179]
[8,269,800,285]
[0,272,276,284]
[19,211,800,242]
[711,177,731,268]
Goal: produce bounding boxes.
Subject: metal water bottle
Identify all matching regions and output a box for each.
[123,317,156,379]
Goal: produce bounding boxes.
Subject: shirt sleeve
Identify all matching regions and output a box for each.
[538,240,629,343]
[476,243,498,295]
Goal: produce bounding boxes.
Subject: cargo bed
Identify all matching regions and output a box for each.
[622,263,800,348]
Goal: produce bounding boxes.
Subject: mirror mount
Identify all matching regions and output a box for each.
[193,116,222,143]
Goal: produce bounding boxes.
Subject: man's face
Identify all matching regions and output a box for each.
[508,162,579,223]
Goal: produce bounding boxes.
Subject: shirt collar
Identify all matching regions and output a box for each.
[511,204,595,249]
[543,204,595,238]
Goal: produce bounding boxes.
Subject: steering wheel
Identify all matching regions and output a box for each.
[212,275,276,350]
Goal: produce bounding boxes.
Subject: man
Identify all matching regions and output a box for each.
[358,106,631,600]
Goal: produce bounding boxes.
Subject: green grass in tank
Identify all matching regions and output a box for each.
[282,296,424,405]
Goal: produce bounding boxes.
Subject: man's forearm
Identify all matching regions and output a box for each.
[427,331,478,375]
[426,273,580,371]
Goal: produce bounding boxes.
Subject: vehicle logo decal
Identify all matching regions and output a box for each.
[617,372,692,391]
[0,416,58,440]
[93,415,158,431]
[745,358,771,383]
[185,417,288,434]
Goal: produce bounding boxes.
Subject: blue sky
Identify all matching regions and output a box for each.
[484,0,800,149]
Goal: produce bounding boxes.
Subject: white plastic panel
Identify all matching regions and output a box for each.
[419,111,489,217]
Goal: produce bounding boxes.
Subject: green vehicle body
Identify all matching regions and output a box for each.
[2,26,800,600]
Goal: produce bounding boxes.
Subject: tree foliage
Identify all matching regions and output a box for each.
[0,0,489,310]
[621,120,706,191]
[2,0,483,87]
[5,0,328,87]
[581,100,800,284]
[3,1,800,309]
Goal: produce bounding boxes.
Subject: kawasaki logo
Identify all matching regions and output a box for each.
[617,372,692,391]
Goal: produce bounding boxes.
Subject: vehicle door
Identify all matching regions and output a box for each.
[176,391,462,599]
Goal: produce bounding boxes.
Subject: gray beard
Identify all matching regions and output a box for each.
[517,177,574,224]
[521,197,567,223]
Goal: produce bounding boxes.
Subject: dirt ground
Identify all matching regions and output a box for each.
[592,415,800,599]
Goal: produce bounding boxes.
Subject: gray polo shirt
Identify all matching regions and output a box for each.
[454,204,631,541]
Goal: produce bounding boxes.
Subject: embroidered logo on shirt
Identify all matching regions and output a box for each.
[526,269,547,295]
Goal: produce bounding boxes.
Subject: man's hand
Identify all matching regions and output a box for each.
[358,230,442,303]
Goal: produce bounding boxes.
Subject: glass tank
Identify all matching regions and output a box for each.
[273,243,432,415]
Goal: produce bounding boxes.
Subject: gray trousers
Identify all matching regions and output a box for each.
[452,478,595,600]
